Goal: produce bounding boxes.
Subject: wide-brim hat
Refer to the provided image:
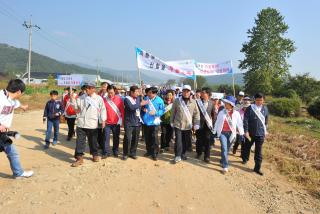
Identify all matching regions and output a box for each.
[83,81,96,88]
[222,95,236,107]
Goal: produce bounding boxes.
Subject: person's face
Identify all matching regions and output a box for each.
[212,98,218,105]
[238,95,244,100]
[225,103,233,110]
[86,86,96,96]
[201,91,209,100]
[107,89,115,98]
[51,94,58,100]
[182,89,191,98]
[255,98,264,106]
[131,89,139,98]
[147,91,156,99]
[14,90,23,99]
[101,84,108,92]
[196,92,201,98]
[166,92,173,101]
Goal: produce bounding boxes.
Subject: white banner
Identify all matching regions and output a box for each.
[57,75,83,86]
[195,61,233,76]
[136,47,195,79]
[166,60,233,76]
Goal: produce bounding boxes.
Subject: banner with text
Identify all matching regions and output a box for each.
[195,61,233,76]
[57,75,83,86]
[136,47,195,79]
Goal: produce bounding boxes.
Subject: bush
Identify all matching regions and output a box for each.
[268,97,301,117]
[307,98,320,120]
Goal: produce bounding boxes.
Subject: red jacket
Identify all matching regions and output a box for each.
[63,94,78,116]
[103,95,125,125]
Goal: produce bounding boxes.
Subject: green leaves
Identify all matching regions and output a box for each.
[239,7,296,95]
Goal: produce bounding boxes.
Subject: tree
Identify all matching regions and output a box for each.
[284,73,320,104]
[217,84,244,95]
[182,76,207,90]
[165,79,176,87]
[239,7,296,95]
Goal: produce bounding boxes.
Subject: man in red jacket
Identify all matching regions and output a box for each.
[102,85,125,158]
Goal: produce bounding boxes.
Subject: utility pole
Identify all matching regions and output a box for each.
[95,58,102,84]
[22,16,40,84]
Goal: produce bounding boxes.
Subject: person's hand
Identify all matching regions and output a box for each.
[43,117,46,124]
[20,104,29,111]
[143,108,148,112]
[0,124,7,132]
[101,122,106,129]
[244,132,250,139]
[55,113,60,116]
[140,100,148,106]
[149,110,156,115]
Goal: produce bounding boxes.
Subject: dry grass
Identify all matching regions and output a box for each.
[266,116,320,198]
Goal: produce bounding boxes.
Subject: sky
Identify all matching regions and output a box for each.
[0,0,319,79]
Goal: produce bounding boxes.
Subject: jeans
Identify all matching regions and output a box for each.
[45,118,60,146]
[74,127,99,157]
[219,131,233,168]
[123,125,140,156]
[174,128,192,158]
[3,143,24,176]
[103,124,120,155]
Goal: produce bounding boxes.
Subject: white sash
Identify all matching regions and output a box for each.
[126,96,143,124]
[106,96,122,125]
[224,109,236,143]
[147,97,161,125]
[179,97,192,129]
[196,99,214,134]
[85,95,102,123]
[164,103,173,114]
[251,104,267,133]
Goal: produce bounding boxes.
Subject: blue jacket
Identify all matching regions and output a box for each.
[43,99,64,120]
[141,96,165,126]
[124,96,142,127]
[243,105,269,137]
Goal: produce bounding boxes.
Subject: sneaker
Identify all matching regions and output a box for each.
[232,147,237,155]
[204,158,210,163]
[52,141,57,146]
[43,144,49,149]
[222,168,228,174]
[152,155,158,161]
[181,155,188,161]
[174,156,182,164]
[15,170,34,179]
[113,152,119,158]
[122,155,128,161]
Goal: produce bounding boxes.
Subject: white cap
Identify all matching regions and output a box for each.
[145,84,151,89]
[182,85,192,91]
[239,91,245,96]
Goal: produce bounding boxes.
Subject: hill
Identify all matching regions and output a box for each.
[0,43,113,79]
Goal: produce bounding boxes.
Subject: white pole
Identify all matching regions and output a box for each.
[231,60,235,97]
[27,18,32,85]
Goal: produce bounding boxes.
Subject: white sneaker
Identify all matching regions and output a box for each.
[174,156,182,164]
[222,168,228,174]
[15,170,34,179]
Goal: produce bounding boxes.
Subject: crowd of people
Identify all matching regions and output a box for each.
[0,78,269,179]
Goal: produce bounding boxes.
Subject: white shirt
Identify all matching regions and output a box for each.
[0,90,21,128]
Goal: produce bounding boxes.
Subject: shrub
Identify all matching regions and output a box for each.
[268,97,301,117]
[307,98,320,120]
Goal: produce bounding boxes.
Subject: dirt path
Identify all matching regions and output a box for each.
[0,110,319,214]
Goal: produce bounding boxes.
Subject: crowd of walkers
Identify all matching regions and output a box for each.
[0,79,269,178]
[42,81,269,176]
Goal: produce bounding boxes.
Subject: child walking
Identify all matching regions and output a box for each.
[43,90,64,149]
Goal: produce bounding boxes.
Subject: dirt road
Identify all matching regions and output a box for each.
[0,110,319,214]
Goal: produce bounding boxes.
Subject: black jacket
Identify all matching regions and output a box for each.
[124,96,142,127]
[243,105,269,137]
[43,100,64,120]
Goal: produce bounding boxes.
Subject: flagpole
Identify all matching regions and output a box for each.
[231,60,235,97]
[135,47,142,87]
